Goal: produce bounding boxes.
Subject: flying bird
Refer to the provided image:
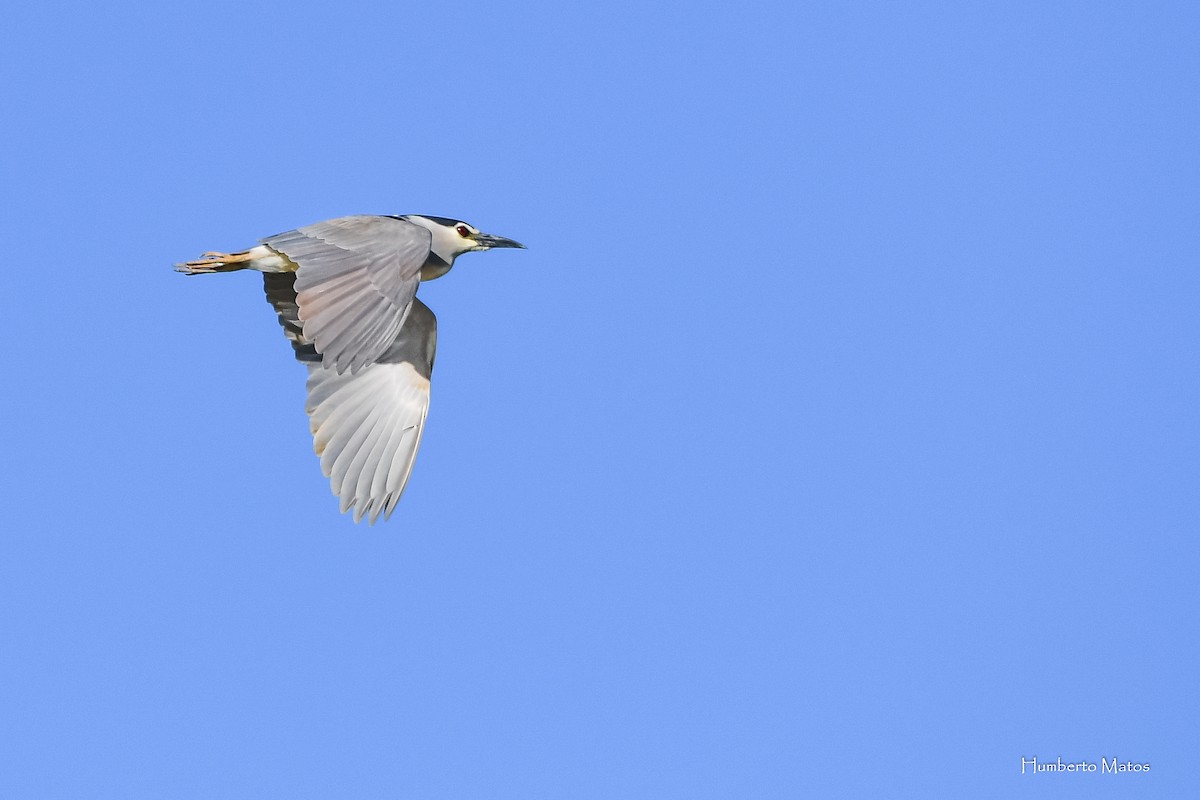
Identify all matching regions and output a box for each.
[176,214,525,523]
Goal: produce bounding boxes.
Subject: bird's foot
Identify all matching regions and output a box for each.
[173,250,253,275]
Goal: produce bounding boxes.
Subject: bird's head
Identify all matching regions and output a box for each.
[403,215,526,265]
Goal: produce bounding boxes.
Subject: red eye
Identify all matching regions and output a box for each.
[456,225,471,237]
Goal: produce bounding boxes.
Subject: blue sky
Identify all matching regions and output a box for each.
[1,1,1196,797]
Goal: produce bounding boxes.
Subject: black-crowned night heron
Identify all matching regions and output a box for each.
[176,214,525,524]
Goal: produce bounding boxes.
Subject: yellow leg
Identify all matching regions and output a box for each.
[174,250,255,275]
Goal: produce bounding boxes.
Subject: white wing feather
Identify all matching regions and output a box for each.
[307,361,431,523]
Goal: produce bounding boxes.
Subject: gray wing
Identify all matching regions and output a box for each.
[262,215,432,375]
[264,274,438,523]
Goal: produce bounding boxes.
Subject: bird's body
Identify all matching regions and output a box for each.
[176,214,524,524]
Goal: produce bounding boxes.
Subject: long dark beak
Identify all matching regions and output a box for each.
[474,232,526,249]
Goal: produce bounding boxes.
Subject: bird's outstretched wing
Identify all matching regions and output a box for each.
[264,273,437,523]
[262,215,431,374]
